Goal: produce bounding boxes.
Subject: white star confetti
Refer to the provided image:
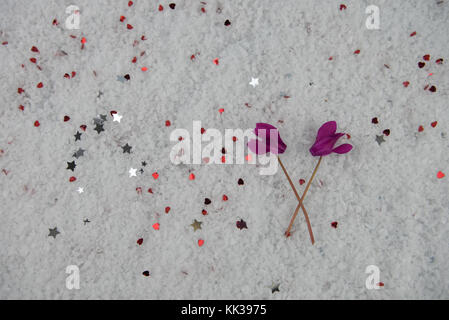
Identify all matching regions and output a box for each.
[77,187,84,194]
[113,113,123,123]
[249,77,259,88]
[129,168,137,177]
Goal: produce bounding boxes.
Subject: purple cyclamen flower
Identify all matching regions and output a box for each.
[309,121,352,157]
[247,123,287,155]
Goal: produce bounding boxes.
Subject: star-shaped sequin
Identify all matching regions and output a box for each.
[67,161,76,171]
[48,227,60,238]
[375,135,385,145]
[122,143,132,154]
[73,148,85,159]
[270,283,280,294]
[190,219,202,231]
[74,131,82,141]
[113,113,123,123]
[77,187,84,194]
[94,123,104,134]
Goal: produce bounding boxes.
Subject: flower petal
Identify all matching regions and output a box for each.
[332,143,353,154]
[316,121,337,140]
[248,139,267,155]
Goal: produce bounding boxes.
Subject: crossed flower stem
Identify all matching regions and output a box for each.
[277,156,316,244]
[284,156,323,243]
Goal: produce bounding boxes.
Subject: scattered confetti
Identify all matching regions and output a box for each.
[198,239,204,247]
[376,135,385,145]
[153,223,160,230]
[48,227,60,238]
[437,171,445,179]
[191,219,202,231]
[129,168,137,177]
[236,219,247,230]
[331,221,338,228]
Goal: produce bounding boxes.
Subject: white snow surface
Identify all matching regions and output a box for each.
[0,0,448,299]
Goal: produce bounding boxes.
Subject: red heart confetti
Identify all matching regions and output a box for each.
[136,187,142,194]
[435,58,443,65]
[213,58,219,65]
[148,188,153,194]
[127,24,133,30]
[189,173,195,180]
[383,129,390,136]
[141,67,148,72]
[224,20,231,26]
[81,37,86,44]
[423,54,430,61]
[18,88,24,94]
[71,71,76,78]
[158,4,164,11]
[152,172,159,180]
[169,3,176,9]
[331,221,338,228]
[238,178,244,185]
[69,176,77,182]
[128,1,133,7]
[31,46,39,53]
[34,120,40,127]
[299,179,305,185]
[64,73,70,79]
[165,120,171,127]
[142,271,150,277]
[120,16,126,22]
[222,194,228,201]
[437,171,445,179]
[18,105,24,111]
[236,219,248,230]
[429,86,436,93]
[410,31,416,37]
[218,108,224,114]
[418,125,424,132]
[37,82,43,88]
[198,239,204,247]
[354,49,360,55]
[340,4,347,10]
[165,207,170,214]
[431,121,437,128]
[204,198,211,205]
[372,117,378,124]
[202,209,208,216]
[418,62,425,68]
[80,125,87,131]
[403,81,410,88]
[153,223,160,230]
[30,58,37,64]
[378,282,384,287]
[64,116,70,122]
[137,238,143,245]
[132,56,137,63]
[201,127,206,134]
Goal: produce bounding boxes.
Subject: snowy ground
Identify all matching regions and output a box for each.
[0,0,448,299]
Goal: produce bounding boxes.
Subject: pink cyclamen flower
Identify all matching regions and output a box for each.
[309,121,352,157]
[247,123,287,155]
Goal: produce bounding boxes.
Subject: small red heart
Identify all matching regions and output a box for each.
[64,116,70,122]
[158,4,164,11]
[127,24,133,30]
[410,31,416,37]
[436,58,443,65]
[31,46,39,53]
[165,207,170,214]
[418,125,424,132]
[383,129,390,136]
[19,105,24,111]
[299,179,305,185]
[429,86,436,93]
[378,282,384,287]
[30,58,37,64]
[418,62,425,68]
[165,120,171,127]
[198,239,204,247]
[132,56,137,63]
[37,82,43,88]
[340,4,347,10]
[354,49,360,55]
[202,209,208,216]
[64,73,70,79]
[213,58,219,65]
[372,117,379,124]
[403,81,410,88]
[331,221,338,228]
[142,270,150,277]
[137,238,143,245]
[189,173,195,180]
[128,1,133,7]
[222,194,228,201]
[152,172,159,180]
[18,88,25,94]
[120,16,126,22]
[169,3,176,9]
[437,171,445,179]
[153,223,160,230]
[218,108,224,114]
[431,121,437,128]
[80,125,87,131]
[71,71,76,78]
[201,128,206,134]
[69,176,76,182]
[147,188,153,194]
[34,120,40,127]
[423,54,430,61]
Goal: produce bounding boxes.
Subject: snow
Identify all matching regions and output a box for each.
[0,0,448,299]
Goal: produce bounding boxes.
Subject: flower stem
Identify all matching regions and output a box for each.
[277,156,315,244]
[285,156,322,244]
